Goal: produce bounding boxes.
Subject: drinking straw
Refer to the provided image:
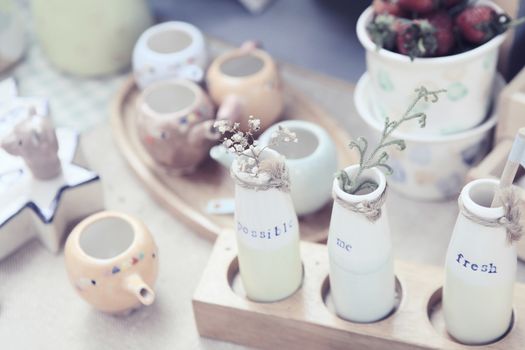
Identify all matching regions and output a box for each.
[491,128,525,207]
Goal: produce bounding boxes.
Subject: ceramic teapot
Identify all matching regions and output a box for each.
[136,79,226,173]
[206,41,283,131]
[210,120,338,215]
[65,211,159,314]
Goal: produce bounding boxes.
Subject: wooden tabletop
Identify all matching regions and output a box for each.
[2,37,524,350]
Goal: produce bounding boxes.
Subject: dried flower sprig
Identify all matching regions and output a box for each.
[214,116,298,177]
[337,86,446,194]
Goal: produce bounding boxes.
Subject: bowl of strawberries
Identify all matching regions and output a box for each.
[357,0,511,136]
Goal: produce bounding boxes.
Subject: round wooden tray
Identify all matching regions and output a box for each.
[110,76,357,242]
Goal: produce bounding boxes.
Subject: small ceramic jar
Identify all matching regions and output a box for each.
[210,120,338,216]
[258,120,338,216]
[443,179,516,345]
[328,165,395,323]
[136,79,216,172]
[206,42,283,131]
[65,211,159,314]
[133,21,207,89]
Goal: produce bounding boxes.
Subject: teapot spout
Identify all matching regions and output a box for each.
[210,145,234,169]
[125,274,155,306]
[217,94,242,122]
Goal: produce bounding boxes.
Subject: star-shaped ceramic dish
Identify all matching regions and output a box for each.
[0,78,104,260]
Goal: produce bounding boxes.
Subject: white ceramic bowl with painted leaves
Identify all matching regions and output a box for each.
[133,21,207,89]
[356,0,505,136]
[354,73,497,201]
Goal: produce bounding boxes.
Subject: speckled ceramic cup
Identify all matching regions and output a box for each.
[65,211,159,314]
[136,79,216,172]
[133,21,207,89]
[356,0,506,136]
[355,73,497,200]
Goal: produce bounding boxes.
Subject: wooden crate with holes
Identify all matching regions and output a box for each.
[192,233,525,349]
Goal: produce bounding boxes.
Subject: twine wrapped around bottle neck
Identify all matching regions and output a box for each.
[458,188,523,243]
[333,185,387,222]
[230,159,291,193]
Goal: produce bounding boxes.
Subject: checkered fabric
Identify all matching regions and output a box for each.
[1,0,126,132]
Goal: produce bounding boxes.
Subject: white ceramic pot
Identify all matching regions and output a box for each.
[443,179,516,345]
[133,21,207,89]
[210,120,338,216]
[232,149,302,302]
[356,0,505,136]
[258,120,338,216]
[0,0,25,73]
[328,165,395,323]
[31,0,153,77]
[355,73,496,200]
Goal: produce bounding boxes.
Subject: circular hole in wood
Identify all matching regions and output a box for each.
[427,287,515,346]
[321,274,403,323]
[227,256,304,303]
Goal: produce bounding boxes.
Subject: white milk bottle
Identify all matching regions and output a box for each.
[444,178,517,345]
[328,165,395,322]
[232,149,302,302]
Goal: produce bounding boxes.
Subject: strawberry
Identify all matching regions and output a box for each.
[455,5,512,44]
[395,10,455,59]
[372,0,407,17]
[442,0,465,8]
[367,14,403,50]
[396,19,437,59]
[425,10,455,56]
[398,0,438,15]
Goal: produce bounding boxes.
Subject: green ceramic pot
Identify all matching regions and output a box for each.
[31,0,153,77]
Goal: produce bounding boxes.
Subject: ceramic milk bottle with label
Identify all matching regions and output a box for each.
[232,149,302,302]
[443,178,518,345]
[328,165,395,323]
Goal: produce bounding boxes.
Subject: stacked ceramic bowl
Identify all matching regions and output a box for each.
[354,0,505,200]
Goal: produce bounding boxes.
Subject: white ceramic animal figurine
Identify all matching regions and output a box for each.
[0,106,104,261]
[1,109,61,180]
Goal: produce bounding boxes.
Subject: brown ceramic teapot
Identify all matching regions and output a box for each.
[136,79,224,173]
[206,41,284,131]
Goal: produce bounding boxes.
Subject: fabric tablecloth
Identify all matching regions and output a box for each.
[1,2,525,350]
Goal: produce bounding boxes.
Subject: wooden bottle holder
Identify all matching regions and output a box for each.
[193,233,525,349]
